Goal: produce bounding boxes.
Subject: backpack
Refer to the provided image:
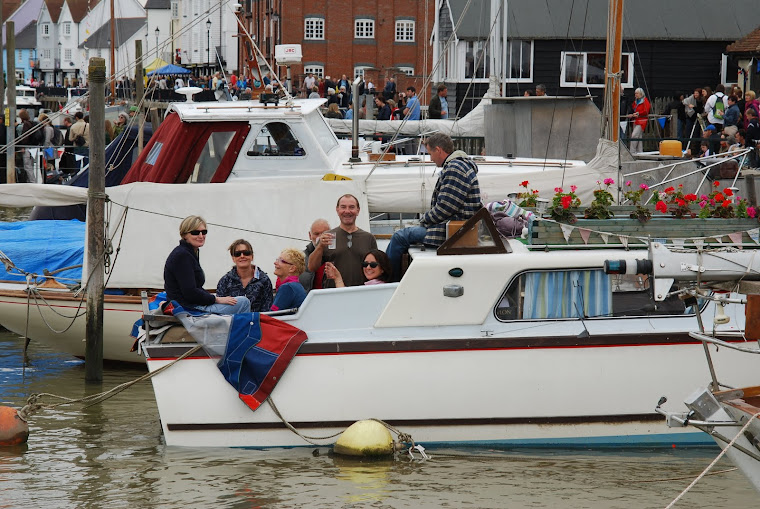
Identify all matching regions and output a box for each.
[713,94,725,121]
[30,123,44,146]
[51,126,64,146]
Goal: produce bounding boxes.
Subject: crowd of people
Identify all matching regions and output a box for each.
[163,132,481,316]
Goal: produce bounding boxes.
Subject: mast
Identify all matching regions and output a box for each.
[601,0,624,142]
[109,0,115,101]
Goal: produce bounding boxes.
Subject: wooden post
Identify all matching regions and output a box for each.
[85,57,106,382]
[135,40,144,154]
[601,0,624,142]
[0,0,5,113]
[149,107,161,131]
[5,20,15,183]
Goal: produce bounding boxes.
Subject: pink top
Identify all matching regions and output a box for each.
[364,279,385,285]
[276,275,300,290]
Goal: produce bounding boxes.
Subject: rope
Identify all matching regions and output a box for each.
[664,410,760,508]
[16,344,203,422]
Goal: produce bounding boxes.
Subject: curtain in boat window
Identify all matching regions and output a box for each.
[523,270,611,319]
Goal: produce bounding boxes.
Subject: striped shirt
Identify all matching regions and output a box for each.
[420,151,482,246]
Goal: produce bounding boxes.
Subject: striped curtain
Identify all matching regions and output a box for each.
[523,270,612,319]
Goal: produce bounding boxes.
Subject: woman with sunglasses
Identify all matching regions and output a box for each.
[163,215,250,314]
[216,239,273,312]
[271,248,307,311]
[324,249,392,287]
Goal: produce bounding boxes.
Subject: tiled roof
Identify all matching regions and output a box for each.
[44,0,65,23]
[68,0,100,23]
[726,25,760,54]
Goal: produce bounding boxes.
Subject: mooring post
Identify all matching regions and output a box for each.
[5,20,15,183]
[85,57,106,382]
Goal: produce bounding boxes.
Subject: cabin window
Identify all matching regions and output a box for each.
[305,114,339,154]
[465,40,489,80]
[248,122,305,157]
[188,131,237,183]
[494,269,696,322]
[395,20,415,42]
[304,18,325,40]
[560,51,634,89]
[355,19,375,39]
[506,39,533,83]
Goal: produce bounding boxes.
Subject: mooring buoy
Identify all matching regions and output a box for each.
[0,406,29,446]
[334,420,394,457]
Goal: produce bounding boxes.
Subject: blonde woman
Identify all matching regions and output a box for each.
[271,248,306,311]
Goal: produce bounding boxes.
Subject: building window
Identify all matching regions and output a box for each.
[397,67,414,76]
[171,1,179,19]
[560,51,634,88]
[304,18,325,40]
[17,50,22,63]
[506,39,533,83]
[465,40,490,79]
[354,66,372,79]
[42,49,51,59]
[304,65,324,79]
[64,49,72,61]
[63,22,71,36]
[97,48,103,58]
[41,23,49,37]
[354,19,375,39]
[395,20,415,42]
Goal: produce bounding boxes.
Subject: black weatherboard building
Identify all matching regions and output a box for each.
[432,0,760,115]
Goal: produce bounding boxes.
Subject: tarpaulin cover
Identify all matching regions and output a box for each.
[0,219,84,283]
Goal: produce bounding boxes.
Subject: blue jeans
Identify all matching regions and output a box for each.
[386,226,427,282]
[194,296,251,315]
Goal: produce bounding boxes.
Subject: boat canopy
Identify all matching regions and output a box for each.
[121,112,250,184]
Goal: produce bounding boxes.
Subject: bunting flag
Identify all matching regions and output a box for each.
[579,228,591,244]
[600,232,610,244]
[694,238,705,249]
[653,238,667,245]
[672,239,685,249]
[619,235,629,249]
[727,231,743,247]
[619,121,628,132]
[713,236,723,244]
[560,224,574,243]
[749,228,760,244]
[658,117,667,129]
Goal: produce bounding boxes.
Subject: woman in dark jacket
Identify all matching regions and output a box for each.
[375,95,391,121]
[164,215,250,314]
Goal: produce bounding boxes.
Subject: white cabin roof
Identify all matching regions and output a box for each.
[168,98,328,122]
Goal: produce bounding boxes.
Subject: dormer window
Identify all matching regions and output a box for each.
[63,22,71,36]
[41,23,50,37]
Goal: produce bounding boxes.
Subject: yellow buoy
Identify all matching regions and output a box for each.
[0,406,29,446]
[334,420,394,457]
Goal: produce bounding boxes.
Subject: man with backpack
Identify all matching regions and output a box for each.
[704,84,729,131]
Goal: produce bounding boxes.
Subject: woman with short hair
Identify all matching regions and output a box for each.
[163,215,250,314]
[271,248,307,311]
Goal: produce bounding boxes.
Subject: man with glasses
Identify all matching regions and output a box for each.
[308,194,377,288]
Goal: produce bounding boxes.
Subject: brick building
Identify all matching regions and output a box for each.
[242,0,435,98]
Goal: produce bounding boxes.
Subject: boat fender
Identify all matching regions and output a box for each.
[0,406,29,446]
[334,420,394,457]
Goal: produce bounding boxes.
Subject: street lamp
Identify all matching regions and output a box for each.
[155,27,160,60]
[206,19,212,69]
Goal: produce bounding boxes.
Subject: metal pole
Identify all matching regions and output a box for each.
[0,0,5,113]
[85,57,106,382]
[109,0,115,103]
[6,20,15,183]
[135,40,144,155]
[349,76,361,162]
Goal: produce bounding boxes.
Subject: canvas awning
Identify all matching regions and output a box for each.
[147,64,191,76]
[144,58,169,72]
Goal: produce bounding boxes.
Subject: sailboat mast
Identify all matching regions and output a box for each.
[601,0,624,142]
[109,0,115,101]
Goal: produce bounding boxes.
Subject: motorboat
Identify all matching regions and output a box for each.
[139,216,760,448]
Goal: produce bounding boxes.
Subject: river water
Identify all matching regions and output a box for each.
[0,331,757,508]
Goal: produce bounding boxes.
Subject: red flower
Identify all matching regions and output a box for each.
[684,194,698,201]
[714,181,721,187]
[520,180,529,187]
[656,201,668,213]
[722,200,731,208]
[561,195,572,209]
[715,193,725,202]
[676,198,686,207]
[723,188,734,197]
[664,186,675,194]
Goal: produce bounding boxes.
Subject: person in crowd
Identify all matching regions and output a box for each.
[723,95,741,136]
[403,86,421,120]
[38,113,54,147]
[271,248,307,311]
[744,90,760,129]
[309,194,378,288]
[303,73,315,98]
[216,239,273,312]
[300,219,330,292]
[524,90,535,97]
[535,84,547,96]
[375,95,391,120]
[324,249,392,287]
[428,84,449,119]
[104,119,115,145]
[386,133,482,280]
[383,77,397,101]
[61,117,74,145]
[388,99,402,120]
[68,111,89,146]
[163,216,250,314]
[326,88,339,106]
[113,112,129,138]
[338,74,350,91]
[324,75,335,93]
[683,88,703,146]
[308,86,320,99]
[325,103,343,119]
[703,124,722,155]
[344,103,354,120]
[16,109,36,182]
[338,86,351,109]
[628,88,651,154]
[704,84,729,131]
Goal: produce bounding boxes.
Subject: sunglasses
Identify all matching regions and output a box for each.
[362,261,379,268]
[276,257,293,265]
[233,250,252,257]
[189,229,208,236]
[347,233,353,249]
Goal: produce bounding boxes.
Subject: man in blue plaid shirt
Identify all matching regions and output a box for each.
[386,133,482,281]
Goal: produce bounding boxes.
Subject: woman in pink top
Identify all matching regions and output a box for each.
[324,249,392,287]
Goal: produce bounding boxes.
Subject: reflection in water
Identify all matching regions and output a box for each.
[0,331,758,508]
